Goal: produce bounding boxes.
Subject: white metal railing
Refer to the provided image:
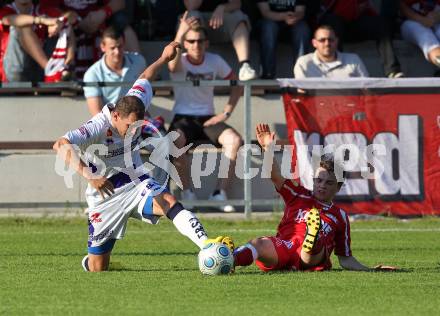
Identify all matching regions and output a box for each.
[2,78,439,215]
[0,79,281,217]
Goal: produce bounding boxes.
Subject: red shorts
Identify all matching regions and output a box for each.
[255,236,332,272]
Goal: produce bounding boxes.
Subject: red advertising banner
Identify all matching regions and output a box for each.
[279,78,440,216]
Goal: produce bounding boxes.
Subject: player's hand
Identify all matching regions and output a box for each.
[161,41,181,63]
[209,5,224,29]
[89,177,115,199]
[373,264,399,272]
[256,123,276,151]
[203,113,226,127]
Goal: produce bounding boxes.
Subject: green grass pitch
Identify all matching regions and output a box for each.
[1,215,439,315]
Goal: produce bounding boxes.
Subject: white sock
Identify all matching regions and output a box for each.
[172,209,208,249]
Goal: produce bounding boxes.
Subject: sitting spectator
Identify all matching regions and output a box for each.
[294,25,369,78]
[318,0,404,78]
[83,26,146,116]
[183,0,257,81]
[400,0,440,75]
[41,0,140,78]
[168,13,243,212]
[256,0,311,79]
[0,0,74,82]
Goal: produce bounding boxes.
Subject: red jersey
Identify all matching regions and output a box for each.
[322,0,377,21]
[276,180,352,265]
[0,4,60,81]
[40,0,110,18]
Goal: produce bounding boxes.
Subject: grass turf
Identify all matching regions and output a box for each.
[0,215,439,315]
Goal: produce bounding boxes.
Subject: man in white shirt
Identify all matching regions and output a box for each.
[294,25,369,78]
[53,42,233,272]
[168,13,242,212]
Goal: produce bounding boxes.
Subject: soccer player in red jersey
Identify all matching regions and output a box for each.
[233,123,397,272]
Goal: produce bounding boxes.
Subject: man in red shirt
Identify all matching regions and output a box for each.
[40,0,140,78]
[317,0,404,78]
[0,0,73,82]
[233,123,397,272]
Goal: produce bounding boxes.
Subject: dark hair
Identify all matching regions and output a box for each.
[102,26,124,42]
[114,96,144,119]
[314,25,337,39]
[183,25,208,41]
[319,154,345,185]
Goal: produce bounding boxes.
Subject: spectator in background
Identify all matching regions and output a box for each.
[0,0,74,82]
[183,0,257,81]
[41,0,140,78]
[168,13,243,212]
[400,0,440,75]
[294,25,369,78]
[256,0,311,79]
[83,26,146,116]
[318,0,404,78]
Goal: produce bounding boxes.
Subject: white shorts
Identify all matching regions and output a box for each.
[86,174,165,250]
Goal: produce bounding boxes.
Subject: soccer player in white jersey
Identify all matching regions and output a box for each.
[53,42,233,272]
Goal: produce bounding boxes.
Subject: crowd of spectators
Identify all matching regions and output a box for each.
[1,0,440,83]
[2,0,440,210]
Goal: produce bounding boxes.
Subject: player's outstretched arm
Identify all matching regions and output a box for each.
[139,41,180,81]
[338,255,370,271]
[53,137,114,198]
[338,255,398,272]
[256,123,285,190]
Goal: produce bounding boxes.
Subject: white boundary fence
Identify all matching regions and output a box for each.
[2,77,440,217]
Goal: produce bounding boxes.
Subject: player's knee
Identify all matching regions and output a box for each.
[249,237,269,257]
[153,192,178,215]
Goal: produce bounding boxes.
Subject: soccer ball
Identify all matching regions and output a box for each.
[198,242,234,275]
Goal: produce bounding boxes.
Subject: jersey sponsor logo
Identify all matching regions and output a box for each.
[140,180,158,197]
[89,228,114,242]
[131,85,146,93]
[78,125,90,138]
[105,137,140,158]
[90,212,102,223]
[294,208,308,223]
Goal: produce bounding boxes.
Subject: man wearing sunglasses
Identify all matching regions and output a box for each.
[168,13,243,213]
[294,25,369,78]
